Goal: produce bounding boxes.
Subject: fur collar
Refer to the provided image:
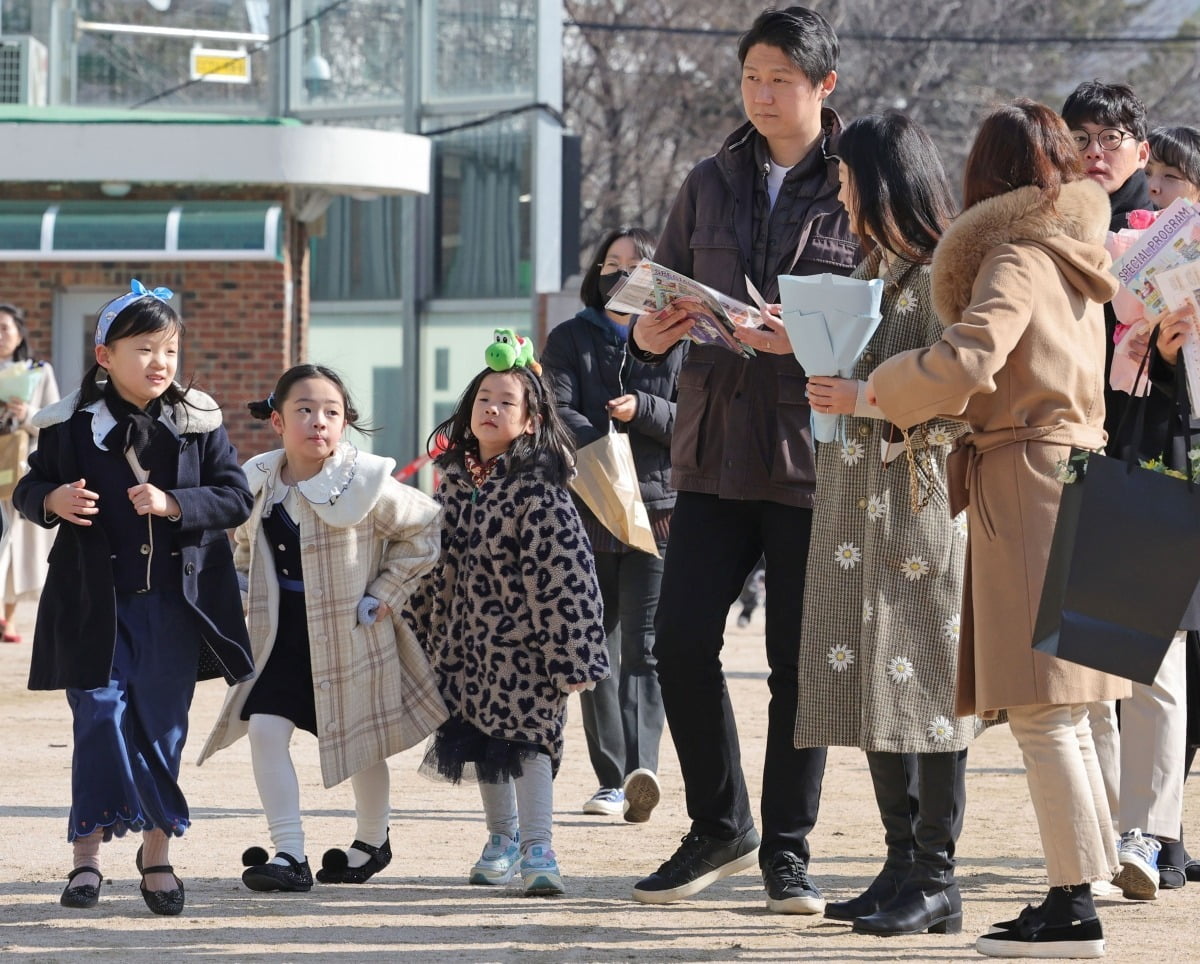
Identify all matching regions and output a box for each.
[33,386,224,435]
[932,179,1115,322]
[243,442,397,528]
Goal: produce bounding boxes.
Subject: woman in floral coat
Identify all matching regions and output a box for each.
[795,113,976,937]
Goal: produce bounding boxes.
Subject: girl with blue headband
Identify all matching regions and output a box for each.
[12,281,254,916]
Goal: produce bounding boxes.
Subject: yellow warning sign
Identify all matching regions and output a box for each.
[190,47,251,84]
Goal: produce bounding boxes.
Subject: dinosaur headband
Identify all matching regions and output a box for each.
[94,279,175,346]
[484,328,543,377]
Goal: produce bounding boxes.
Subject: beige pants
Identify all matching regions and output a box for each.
[1007,702,1120,887]
[1086,631,1187,840]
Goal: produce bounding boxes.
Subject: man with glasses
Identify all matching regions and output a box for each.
[1061,81,1153,448]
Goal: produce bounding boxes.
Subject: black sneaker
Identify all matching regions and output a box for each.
[976,916,1105,959]
[632,828,760,904]
[763,851,825,914]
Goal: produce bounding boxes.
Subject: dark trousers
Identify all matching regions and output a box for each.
[653,491,827,863]
[580,539,668,788]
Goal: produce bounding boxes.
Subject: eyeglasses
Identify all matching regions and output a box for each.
[1071,128,1136,152]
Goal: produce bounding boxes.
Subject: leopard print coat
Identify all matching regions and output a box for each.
[405,456,609,771]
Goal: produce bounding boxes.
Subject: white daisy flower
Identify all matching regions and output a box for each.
[894,287,917,313]
[900,554,930,582]
[927,716,954,744]
[827,644,855,672]
[943,614,961,642]
[952,513,969,538]
[841,441,865,466]
[862,599,874,623]
[928,428,954,447]
[833,542,862,570]
[865,494,888,521]
[887,655,915,683]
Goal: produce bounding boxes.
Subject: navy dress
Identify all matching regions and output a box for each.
[240,497,318,735]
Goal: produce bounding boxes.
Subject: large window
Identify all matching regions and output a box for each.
[310,196,405,301]
[432,120,532,299]
[423,0,536,105]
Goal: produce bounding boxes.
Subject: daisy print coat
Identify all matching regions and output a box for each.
[795,252,981,753]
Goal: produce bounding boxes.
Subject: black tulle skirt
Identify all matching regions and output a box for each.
[419,715,548,785]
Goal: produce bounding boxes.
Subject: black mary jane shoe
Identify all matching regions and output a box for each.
[316,832,392,884]
[60,866,103,909]
[136,844,185,916]
[240,847,313,893]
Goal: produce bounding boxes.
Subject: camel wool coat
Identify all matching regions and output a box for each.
[870,179,1131,717]
[198,445,448,787]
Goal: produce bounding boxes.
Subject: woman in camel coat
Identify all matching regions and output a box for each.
[867,101,1129,959]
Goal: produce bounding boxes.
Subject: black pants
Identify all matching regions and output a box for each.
[653,491,827,863]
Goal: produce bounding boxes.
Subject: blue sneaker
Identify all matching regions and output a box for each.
[1114,828,1161,900]
[469,832,520,885]
[520,844,565,896]
[582,787,624,816]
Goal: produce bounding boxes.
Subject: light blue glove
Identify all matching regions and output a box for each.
[358,595,382,625]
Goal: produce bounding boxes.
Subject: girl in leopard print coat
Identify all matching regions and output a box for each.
[406,357,608,895]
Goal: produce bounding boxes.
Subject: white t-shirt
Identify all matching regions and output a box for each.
[766,158,793,209]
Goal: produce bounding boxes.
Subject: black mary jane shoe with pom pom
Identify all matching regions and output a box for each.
[60,866,103,909]
[316,833,392,884]
[240,846,313,893]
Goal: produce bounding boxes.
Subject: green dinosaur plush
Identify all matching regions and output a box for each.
[484,328,542,375]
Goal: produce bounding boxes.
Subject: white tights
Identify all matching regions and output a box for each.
[248,713,391,866]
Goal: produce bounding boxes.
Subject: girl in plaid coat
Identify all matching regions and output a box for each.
[198,364,445,893]
[407,336,609,896]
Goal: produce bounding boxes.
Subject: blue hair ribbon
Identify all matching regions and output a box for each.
[94,279,175,346]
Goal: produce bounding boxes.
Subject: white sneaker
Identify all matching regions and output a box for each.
[1113,828,1161,900]
[520,844,565,896]
[469,832,520,885]
[623,769,661,824]
[582,787,624,815]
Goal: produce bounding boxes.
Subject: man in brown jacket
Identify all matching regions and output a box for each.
[627,6,858,913]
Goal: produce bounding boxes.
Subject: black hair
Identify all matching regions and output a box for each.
[737,6,838,86]
[1149,125,1200,190]
[0,303,31,362]
[833,112,955,264]
[579,226,657,310]
[1061,81,1148,142]
[430,365,575,486]
[77,296,193,412]
[247,363,373,434]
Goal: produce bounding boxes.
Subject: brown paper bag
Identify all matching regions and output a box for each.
[570,428,660,557]
[0,430,28,501]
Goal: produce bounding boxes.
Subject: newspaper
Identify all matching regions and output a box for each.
[1112,197,1200,319]
[604,259,759,357]
[1151,261,1200,412]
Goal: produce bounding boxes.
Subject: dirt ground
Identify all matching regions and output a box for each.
[1,602,1197,963]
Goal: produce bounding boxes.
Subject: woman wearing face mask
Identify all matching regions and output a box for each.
[541,226,685,824]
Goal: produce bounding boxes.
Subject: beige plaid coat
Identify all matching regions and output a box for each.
[197,445,447,787]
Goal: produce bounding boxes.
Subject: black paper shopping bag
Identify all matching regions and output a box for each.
[1033,450,1200,685]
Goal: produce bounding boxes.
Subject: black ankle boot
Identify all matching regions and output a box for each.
[827,751,917,922]
[852,868,962,935]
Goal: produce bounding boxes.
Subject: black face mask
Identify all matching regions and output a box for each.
[597,270,629,303]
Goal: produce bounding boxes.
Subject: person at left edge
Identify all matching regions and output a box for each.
[13,282,254,916]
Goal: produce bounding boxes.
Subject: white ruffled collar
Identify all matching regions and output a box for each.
[244,441,397,528]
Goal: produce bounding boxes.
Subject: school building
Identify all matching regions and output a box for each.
[0,1,569,471]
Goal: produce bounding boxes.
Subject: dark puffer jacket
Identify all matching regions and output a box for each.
[632,111,860,508]
[541,307,684,513]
